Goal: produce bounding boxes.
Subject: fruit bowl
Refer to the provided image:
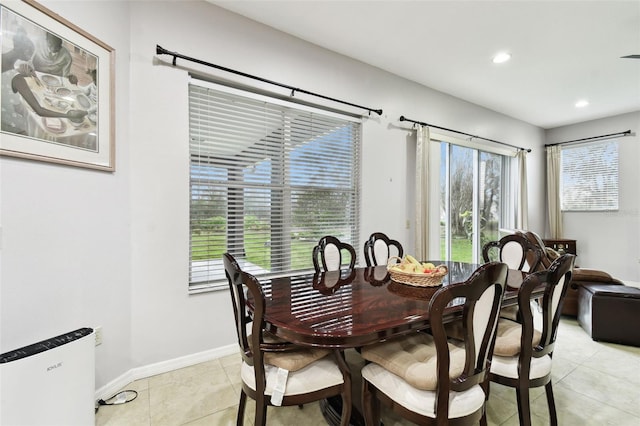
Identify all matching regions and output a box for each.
[387,256,448,287]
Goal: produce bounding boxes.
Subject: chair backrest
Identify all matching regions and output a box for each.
[516,254,575,364]
[520,230,555,270]
[223,253,263,369]
[312,235,356,272]
[363,232,404,266]
[482,233,543,272]
[429,262,508,412]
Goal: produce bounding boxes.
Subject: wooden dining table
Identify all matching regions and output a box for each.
[252,261,533,426]
[256,261,530,349]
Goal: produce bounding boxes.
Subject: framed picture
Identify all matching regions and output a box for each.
[0,0,115,171]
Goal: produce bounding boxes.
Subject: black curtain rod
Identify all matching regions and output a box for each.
[399,116,531,152]
[156,45,383,116]
[544,130,632,147]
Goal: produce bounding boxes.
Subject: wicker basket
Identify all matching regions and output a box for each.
[386,257,448,287]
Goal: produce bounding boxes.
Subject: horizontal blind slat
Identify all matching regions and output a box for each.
[189,82,361,289]
[561,140,619,211]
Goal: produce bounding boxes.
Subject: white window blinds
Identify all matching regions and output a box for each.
[189,81,361,291]
[560,140,619,211]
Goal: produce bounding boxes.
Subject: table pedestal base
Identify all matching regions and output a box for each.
[320,396,365,426]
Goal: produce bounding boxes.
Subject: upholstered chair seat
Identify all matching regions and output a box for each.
[361,333,485,419]
[241,355,344,397]
[223,253,352,426]
[492,319,542,357]
[360,262,508,426]
[490,319,548,380]
[483,254,575,426]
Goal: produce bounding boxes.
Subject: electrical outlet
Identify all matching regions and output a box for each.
[95,326,103,346]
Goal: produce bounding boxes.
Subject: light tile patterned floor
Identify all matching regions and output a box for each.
[96,317,640,425]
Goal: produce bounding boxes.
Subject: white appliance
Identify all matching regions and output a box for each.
[1,328,95,426]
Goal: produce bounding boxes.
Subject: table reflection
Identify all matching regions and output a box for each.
[313,269,357,295]
[259,261,498,349]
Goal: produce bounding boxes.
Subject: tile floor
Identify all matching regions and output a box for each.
[96,317,640,425]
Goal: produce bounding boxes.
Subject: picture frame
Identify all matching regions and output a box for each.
[0,0,115,171]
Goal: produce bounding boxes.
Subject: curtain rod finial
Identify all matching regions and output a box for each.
[155,45,177,65]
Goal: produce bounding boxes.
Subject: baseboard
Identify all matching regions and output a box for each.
[94,343,237,400]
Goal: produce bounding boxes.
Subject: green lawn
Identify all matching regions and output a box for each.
[445,238,474,262]
[192,231,317,270]
[194,231,486,268]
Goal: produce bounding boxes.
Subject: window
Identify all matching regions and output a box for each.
[189,81,361,292]
[561,140,619,211]
[438,137,513,263]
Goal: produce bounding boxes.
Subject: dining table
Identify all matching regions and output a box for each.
[252,261,535,426]
[257,261,530,349]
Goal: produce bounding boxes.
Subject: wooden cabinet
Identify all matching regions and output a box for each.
[543,239,577,255]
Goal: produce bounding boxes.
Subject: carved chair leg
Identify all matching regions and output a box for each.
[236,391,247,426]
[362,379,380,426]
[480,380,490,426]
[515,387,532,426]
[254,395,268,426]
[545,382,558,426]
[340,391,352,426]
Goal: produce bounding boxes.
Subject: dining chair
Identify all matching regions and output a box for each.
[482,233,543,273]
[482,254,575,426]
[223,253,352,426]
[483,233,545,323]
[312,235,356,273]
[360,262,508,426]
[363,232,404,266]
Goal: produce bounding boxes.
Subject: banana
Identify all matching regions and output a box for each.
[394,263,408,272]
[405,254,422,266]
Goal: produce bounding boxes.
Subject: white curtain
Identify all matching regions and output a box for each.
[515,149,529,230]
[546,145,563,238]
[415,125,430,260]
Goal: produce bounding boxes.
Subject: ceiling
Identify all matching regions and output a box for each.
[209,0,640,129]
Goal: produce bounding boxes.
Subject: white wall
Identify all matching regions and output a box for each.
[0,0,131,389]
[2,0,552,391]
[127,0,545,370]
[545,111,640,282]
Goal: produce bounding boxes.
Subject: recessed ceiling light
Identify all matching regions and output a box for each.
[492,52,511,64]
[575,100,589,108]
